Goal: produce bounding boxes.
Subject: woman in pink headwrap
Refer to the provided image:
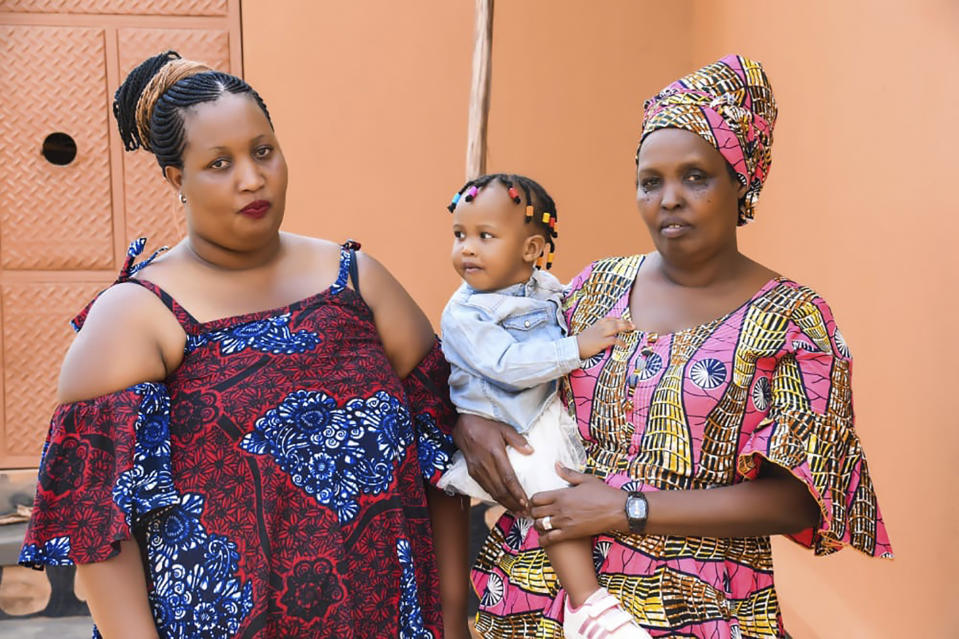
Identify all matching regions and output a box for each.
[458,54,893,638]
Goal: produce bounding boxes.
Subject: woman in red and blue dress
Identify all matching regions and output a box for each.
[19,51,468,639]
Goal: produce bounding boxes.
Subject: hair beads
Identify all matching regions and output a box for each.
[446,173,559,269]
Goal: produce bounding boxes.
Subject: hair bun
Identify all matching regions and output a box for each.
[113,50,180,151]
[113,50,210,153]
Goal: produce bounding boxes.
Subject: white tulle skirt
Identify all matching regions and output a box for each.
[438,396,587,503]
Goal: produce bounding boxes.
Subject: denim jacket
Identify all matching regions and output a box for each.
[440,270,581,433]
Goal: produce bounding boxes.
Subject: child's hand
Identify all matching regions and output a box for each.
[576,317,635,359]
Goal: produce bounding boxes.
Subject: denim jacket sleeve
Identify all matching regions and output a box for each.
[440,299,581,392]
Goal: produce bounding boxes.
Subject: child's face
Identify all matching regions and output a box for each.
[451,182,544,291]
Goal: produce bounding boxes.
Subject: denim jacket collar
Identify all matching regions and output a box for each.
[463,269,564,300]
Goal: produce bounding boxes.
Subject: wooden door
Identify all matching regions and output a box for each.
[0,0,242,469]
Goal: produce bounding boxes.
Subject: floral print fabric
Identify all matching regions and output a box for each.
[21,240,457,638]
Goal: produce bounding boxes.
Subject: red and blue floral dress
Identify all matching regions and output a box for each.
[20,239,457,639]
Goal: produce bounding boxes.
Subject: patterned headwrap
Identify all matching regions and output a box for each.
[639,54,777,225]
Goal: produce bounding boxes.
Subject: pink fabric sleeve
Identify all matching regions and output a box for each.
[737,296,893,558]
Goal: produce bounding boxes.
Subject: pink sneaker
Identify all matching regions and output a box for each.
[563,587,652,639]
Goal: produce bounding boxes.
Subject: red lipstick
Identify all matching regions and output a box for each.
[239,200,270,219]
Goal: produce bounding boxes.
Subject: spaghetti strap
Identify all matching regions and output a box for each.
[119,237,169,281]
[119,237,200,330]
[330,240,362,297]
[123,279,200,331]
[70,238,198,333]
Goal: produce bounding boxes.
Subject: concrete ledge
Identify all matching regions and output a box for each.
[0,525,24,567]
[0,615,92,638]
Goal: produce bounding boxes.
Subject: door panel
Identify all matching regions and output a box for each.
[1,282,102,467]
[0,1,240,468]
[0,1,227,16]
[0,26,114,271]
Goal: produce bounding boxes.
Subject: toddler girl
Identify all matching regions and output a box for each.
[438,174,649,639]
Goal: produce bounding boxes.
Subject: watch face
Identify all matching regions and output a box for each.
[627,495,647,520]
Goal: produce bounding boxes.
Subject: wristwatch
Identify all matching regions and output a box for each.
[625,491,648,534]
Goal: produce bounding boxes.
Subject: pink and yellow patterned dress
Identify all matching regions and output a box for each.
[471,255,892,639]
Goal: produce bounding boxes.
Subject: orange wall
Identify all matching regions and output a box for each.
[241,0,473,323]
[241,0,694,321]
[242,1,955,636]
[483,0,694,285]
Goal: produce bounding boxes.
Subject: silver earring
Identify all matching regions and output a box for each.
[178,192,187,204]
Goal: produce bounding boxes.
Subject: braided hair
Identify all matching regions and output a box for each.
[113,50,273,172]
[446,173,559,269]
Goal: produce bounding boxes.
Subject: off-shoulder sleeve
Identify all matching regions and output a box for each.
[19,382,177,568]
[403,338,458,486]
[737,295,893,558]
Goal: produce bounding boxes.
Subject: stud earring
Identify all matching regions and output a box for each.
[178,192,187,204]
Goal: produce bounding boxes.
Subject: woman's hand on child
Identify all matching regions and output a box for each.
[452,414,532,514]
[529,464,628,545]
[576,317,635,359]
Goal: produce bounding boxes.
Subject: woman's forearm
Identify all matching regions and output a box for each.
[533,463,821,544]
[623,465,820,538]
[76,540,158,639]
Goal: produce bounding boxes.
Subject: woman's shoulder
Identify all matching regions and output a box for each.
[284,232,394,282]
[279,232,344,270]
[58,282,185,404]
[282,232,342,253]
[565,254,644,298]
[764,277,840,322]
[561,254,644,329]
[761,277,850,359]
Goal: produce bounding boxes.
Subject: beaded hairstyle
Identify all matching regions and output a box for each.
[447,173,559,270]
[113,50,273,172]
